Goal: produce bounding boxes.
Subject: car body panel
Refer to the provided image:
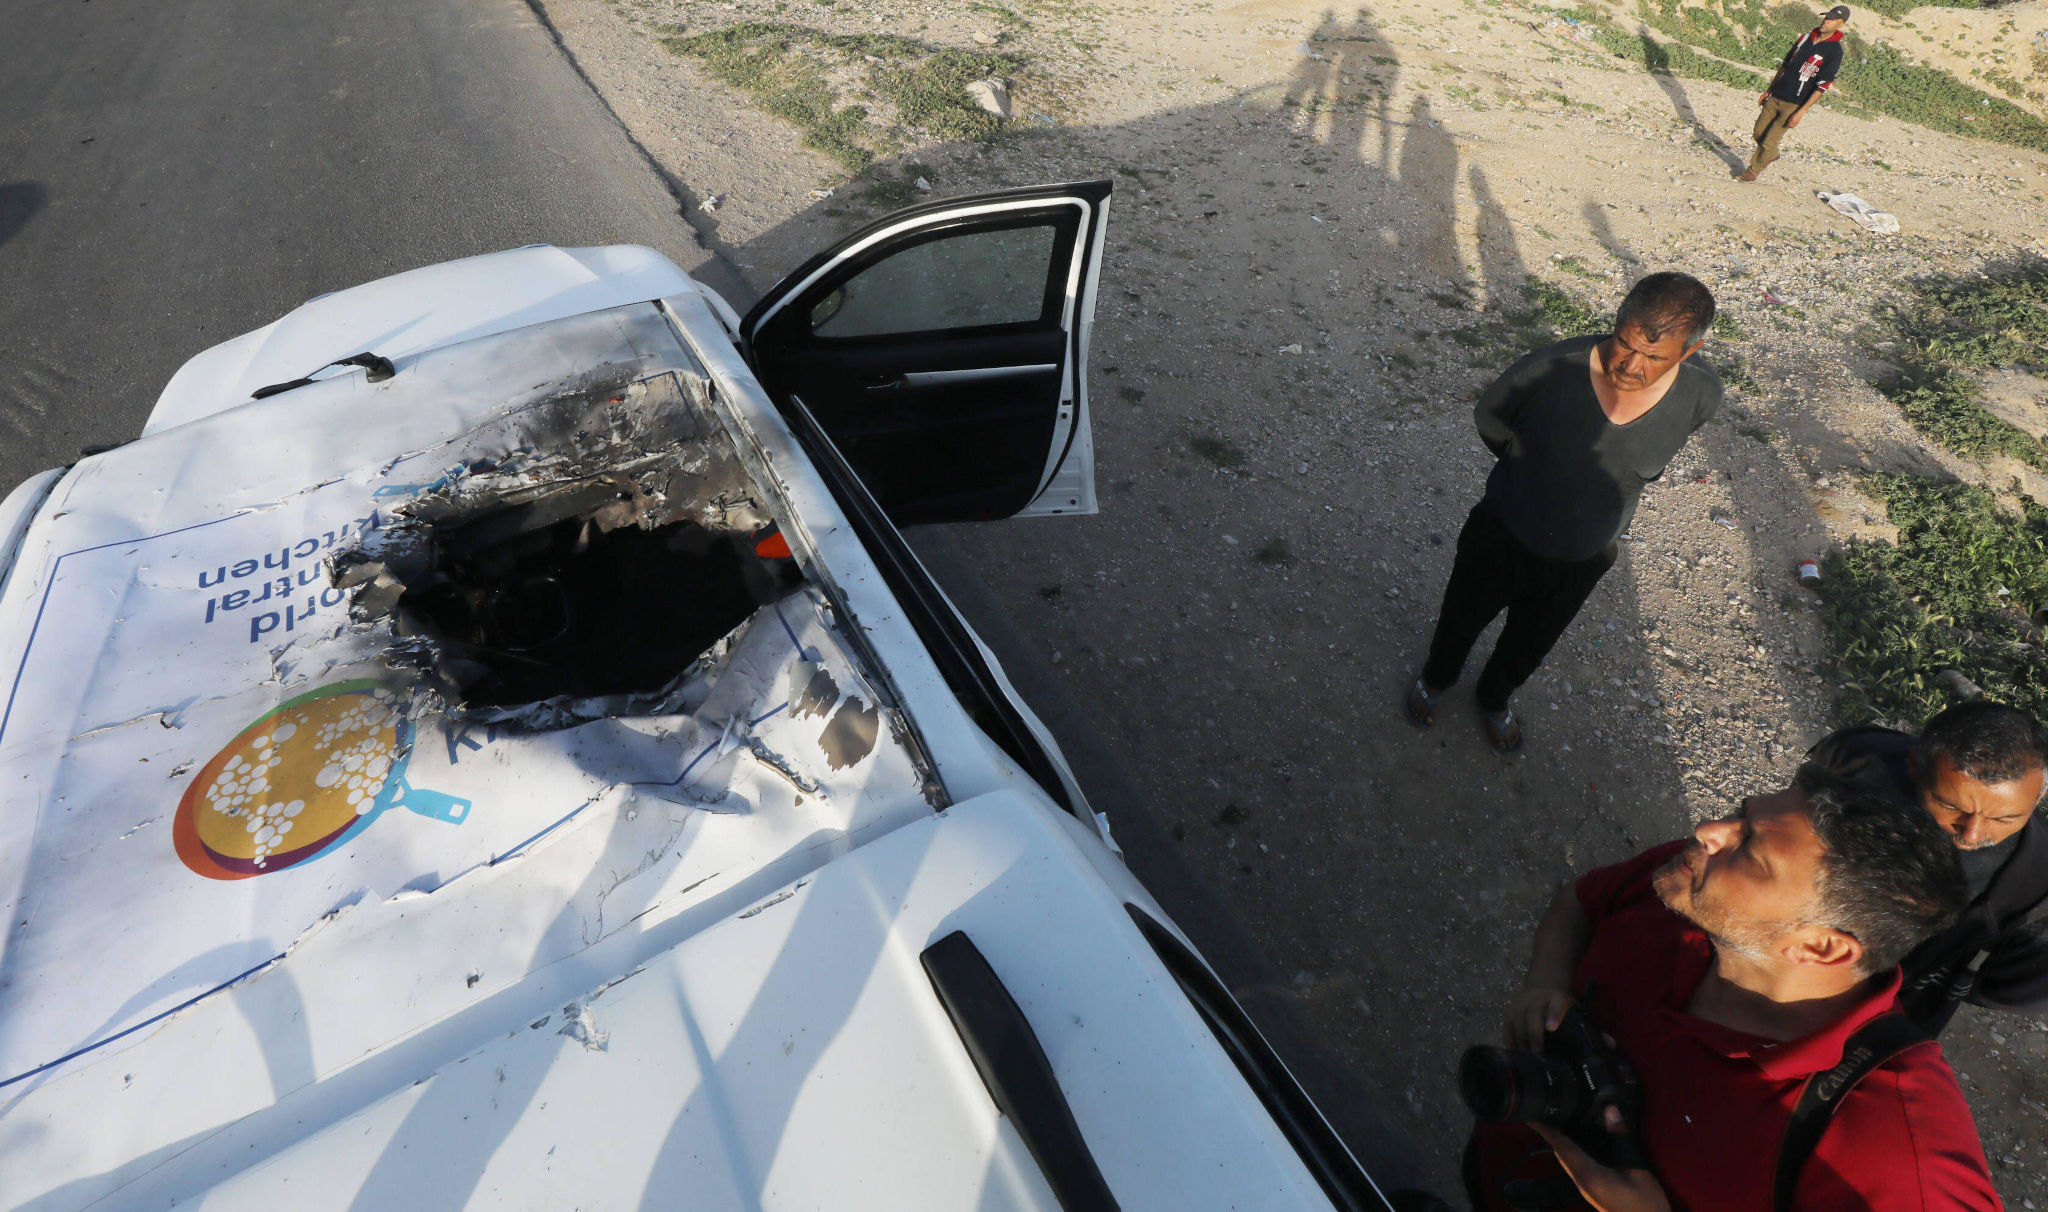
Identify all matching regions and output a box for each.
[169,792,1332,1211]
[0,467,62,599]
[143,244,694,437]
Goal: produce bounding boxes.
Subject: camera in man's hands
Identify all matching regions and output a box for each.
[1459,1006,1645,1171]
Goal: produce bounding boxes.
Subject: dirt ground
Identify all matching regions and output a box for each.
[533,0,2048,1201]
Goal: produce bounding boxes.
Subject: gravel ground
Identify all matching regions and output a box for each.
[543,0,2048,1200]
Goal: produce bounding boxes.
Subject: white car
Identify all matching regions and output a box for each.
[0,182,1398,1210]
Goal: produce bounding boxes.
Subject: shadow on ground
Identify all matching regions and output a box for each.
[0,183,46,250]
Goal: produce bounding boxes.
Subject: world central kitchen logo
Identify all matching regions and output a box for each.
[173,681,472,879]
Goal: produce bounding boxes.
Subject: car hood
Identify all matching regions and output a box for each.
[0,301,939,1206]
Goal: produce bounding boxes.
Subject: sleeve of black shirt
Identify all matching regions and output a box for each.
[1971,914,2048,1018]
[1474,346,1549,457]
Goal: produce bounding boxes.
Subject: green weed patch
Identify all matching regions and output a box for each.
[1821,474,2048,725]
[1878,261,2048,468]
[666,23,1020,170]
[1520,278,1609,340]
[1585,23,1764,91]
[1839,42,2048,152]
[1848,0,2004,17]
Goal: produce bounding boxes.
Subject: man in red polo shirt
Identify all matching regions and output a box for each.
[1469,765,2000,1211]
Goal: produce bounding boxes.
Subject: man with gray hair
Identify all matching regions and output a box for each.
[1406,272,1722,752]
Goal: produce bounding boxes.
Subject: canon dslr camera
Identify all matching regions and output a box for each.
[1459,1007,1644,1171]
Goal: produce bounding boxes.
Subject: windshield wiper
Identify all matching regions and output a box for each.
[251,352,396,400]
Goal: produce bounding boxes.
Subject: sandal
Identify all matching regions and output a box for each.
[1404,677,1441,729]
[1481,705,1524,754]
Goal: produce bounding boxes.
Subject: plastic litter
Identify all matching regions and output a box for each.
[1817,190,1900,235]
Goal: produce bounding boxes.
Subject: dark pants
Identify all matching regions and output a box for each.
[1422,502,1615,712]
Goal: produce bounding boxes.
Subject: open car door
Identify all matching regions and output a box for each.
[741,181,1109,525]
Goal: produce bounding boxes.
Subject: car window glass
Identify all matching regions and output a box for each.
[811,223,1059,338]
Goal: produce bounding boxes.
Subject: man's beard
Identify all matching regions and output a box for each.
[1655,849,1783,962]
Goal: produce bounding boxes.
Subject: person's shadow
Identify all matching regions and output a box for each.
[1643,48,1748,172]
[1469,165,1527,310]
[0,183,46,250]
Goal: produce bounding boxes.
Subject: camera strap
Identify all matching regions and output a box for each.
[1771,1011,1932,1212]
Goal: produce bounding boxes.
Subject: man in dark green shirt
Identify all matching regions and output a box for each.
[1405,273,1722,752]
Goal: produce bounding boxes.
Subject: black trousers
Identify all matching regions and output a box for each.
[1422,501,1616,712]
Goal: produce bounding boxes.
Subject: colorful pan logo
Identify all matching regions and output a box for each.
[174,680,472,880]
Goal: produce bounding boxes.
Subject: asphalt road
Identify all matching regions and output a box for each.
[0,0,700,490]
[0,1,1430,1195]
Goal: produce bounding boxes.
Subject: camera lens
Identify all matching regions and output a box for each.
[1458,1046,1582,1125]
[1459,1047,1520,1120]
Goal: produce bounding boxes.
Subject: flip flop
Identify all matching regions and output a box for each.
[1404,677,1441,729]
[1482,705,1524,754]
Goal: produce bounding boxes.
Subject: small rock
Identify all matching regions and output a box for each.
[1222,534,1239,545]
[1278,343,1304,354]
[699,193,721,212]
[914,176,932,193]
[972,30,999,45]
[966,77,1011,119]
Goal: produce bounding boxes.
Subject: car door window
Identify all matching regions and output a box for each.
[740,182,1108,524]
[810,222,1061,339]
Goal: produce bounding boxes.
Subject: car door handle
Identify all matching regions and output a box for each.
[900,363,1059,388]
[863,374,908,393]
